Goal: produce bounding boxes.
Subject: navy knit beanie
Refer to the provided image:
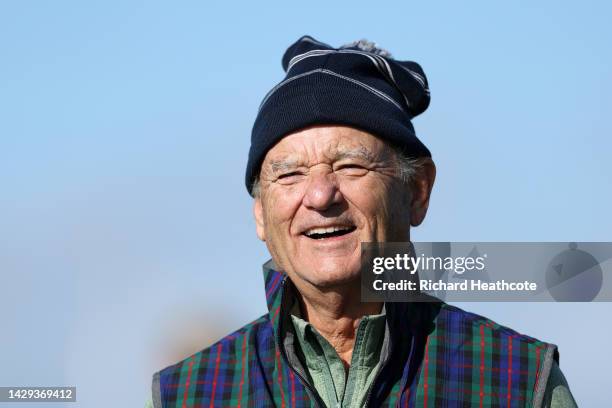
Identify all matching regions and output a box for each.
[245,35,431,194]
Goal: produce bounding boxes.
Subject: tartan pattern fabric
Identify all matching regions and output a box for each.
[156,265,557,407]
[405,303,557,407]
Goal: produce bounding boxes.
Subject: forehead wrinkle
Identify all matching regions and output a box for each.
[335,145,378,162]
[263,132,392,175]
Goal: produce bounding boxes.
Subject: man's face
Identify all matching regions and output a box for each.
[253,125,434,289]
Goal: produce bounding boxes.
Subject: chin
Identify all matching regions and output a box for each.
[304,263,362,288]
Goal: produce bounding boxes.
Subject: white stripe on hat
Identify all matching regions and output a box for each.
[397,64,427,88]
[285,48,427,112]
[257,68,405,113]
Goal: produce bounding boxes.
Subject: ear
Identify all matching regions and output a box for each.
[253,197,266,241]
[410,159,436,227]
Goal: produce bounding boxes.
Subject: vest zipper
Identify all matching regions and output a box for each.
[364,323,417,408]
[276,277,327,408]
[362,348,389,408]
[363,306,409,408]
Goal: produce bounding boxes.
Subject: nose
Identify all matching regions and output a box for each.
[302,170,342,211]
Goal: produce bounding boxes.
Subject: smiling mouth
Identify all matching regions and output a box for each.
[302,225,357,240]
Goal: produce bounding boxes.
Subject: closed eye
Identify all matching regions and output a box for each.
[278,171,302,179]
[335,164,369,176]
[276,171,305,185]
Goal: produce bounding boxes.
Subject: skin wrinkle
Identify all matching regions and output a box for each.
[270,158,299,175]
[251,146,425,198]
[264,143,389,181]
[253,124,436,367]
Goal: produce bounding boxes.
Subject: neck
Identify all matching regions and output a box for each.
[293,277,383,368]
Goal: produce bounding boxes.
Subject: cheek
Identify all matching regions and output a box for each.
[343,176,394,209]
[384,185,412,235]
[262,188,303,232]
[342,178,407,229]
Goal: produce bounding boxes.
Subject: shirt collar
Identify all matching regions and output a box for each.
[261,258,441,366]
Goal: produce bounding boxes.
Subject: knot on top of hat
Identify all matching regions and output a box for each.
[339,39,393,58]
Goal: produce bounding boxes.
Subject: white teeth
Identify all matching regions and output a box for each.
[305,226,351,236]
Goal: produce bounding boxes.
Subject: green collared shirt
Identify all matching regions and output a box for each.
[290,303,386,408]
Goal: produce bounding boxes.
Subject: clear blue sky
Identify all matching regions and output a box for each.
[1,1,610,406]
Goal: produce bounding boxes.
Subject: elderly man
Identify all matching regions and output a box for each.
[150,36,576,407]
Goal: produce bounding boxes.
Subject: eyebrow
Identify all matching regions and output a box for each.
[266,146,378,174]
[269,159,299,174]
[335,146,377,162]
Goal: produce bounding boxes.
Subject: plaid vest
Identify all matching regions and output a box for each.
[155,262,558,407]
